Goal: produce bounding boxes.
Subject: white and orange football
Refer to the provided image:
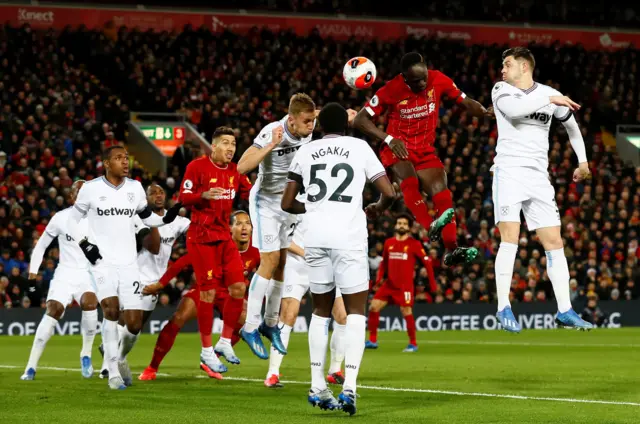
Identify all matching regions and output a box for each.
[343,56,377,90]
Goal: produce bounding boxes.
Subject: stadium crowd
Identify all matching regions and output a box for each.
[0,22,638,310]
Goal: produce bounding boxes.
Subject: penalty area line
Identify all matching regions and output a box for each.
[2,364,638,407]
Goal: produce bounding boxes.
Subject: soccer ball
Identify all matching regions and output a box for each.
[343,57,377,90]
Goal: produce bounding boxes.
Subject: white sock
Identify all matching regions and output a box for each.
[546,248,572,313]
[343,314,366,394]
[101,319,121,379]
[117,323,126,342]
[267,322,292,377]
[308,314,330,391]
[328,323,346,374]
[25,314,57,371]
[264,279,283,327]
[201,346,214,356]
[217,337,232,346]
[495,242,518,311]
[244,274,271,332]
[80,310,98,358]
[118,326,139,361]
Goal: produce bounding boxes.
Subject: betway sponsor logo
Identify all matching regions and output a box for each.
[18,8,54,23]
[399,103,436,119]
[96,207,136,217]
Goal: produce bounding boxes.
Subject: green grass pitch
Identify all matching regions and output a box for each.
[1,328,638,423]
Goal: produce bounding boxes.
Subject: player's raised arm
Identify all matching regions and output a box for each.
[67,182,102,265]
[134,216,160,255]
[362,142,396,218]
[437,71,489,118]
[237,126,284,174]
[28,216,58,279]
[136,184,181,227]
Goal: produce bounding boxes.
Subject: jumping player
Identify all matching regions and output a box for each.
[366,214,436,352]
[491,47,593,332]
[179,126,252,373]
[138,210,260,380]
[354,52,489,266]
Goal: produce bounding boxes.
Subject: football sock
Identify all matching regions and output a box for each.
[149,321,180,370]
[400,177,433,229]
[367,311,380,343]
[117,323,126,343]
[118,326,139,361]
[264,279,284,327]
[495,242,518,311]
[433,189,457,250]
[197,300,214,348]
[546,248,572,313]
[405,314,417,346]
[80,309,98,358]
[221,296,244,339]
[244,274,270,332]
[25,314,57,371]
[328,323,346,374]
[343,314,366,394]
[101,319,121,379]
[308,314,330,391]
[268,322,292,377]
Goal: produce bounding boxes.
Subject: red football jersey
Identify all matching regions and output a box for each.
[376,236,437,292]
[159,246,261,287]
[179,156,251,243]
[239,245,260,284]
[364,71,465,153]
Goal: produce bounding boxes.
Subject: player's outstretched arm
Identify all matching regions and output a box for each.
[281,176,306,214]
[460,97,491,118]
[364,175,396,220]
[28,229,56,279]
[353,109,409,159]
[237,126,284,174]
[287,241,304,257]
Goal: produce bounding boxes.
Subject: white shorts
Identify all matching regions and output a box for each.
[47,265,94,307]
[90,263,145,310]
[249,189,295,253]
[305,247,369,295]
[492,166,561,231]
[283,258,343,302]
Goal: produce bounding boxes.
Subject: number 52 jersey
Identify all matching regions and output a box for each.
[287,134,386,251]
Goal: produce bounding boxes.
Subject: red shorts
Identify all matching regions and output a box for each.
[379,144,444,171]
[186,238,245,291]
[183,287,228,316]
[373,284,414,307]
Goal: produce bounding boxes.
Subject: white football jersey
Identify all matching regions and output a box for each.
[491,81,571,172]
[288,134,386,250]
[251,115,314,194]
[73,177,148,266]
[29,207,90,273]
[133,213,190,282]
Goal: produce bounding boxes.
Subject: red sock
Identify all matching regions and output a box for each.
[368,311,380,343]
[400,177,433,229]
[405,314,417,346]
[433,189,457,250]
[231,327,241,346]
[221,296,244,339]
[149,322,180,370]
[197,300,214,348]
